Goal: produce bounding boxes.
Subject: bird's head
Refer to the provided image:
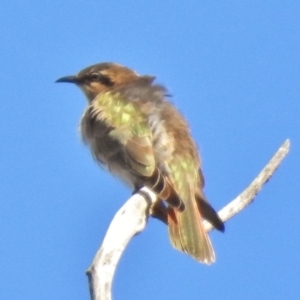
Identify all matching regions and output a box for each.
[56,62,145,102]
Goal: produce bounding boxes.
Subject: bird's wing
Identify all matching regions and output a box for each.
[92,91,183,208]
[121,131,156,177]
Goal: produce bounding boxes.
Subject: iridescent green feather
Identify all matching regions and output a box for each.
[93,91,155,177]
[94,92,149,138]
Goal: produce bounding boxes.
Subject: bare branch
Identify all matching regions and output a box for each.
[86,139,290,300]
[204,139,290,231]
[86,189,158,300]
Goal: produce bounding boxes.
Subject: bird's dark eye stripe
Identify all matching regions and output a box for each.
[100,75,114,86]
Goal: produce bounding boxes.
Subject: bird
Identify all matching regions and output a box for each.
[56,62,224,264]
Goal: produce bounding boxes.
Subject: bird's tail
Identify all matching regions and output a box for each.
[167,187,223,264]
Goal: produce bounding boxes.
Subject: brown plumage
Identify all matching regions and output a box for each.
[56,62,224,263]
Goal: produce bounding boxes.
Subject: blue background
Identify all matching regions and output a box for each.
[1,1,299,299]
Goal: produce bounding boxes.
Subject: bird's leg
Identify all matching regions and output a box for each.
[150,201,168,225]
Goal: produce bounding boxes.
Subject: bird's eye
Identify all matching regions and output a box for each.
[87,72,114,86]
[90,73,101,81]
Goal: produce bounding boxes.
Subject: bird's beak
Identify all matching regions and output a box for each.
[55,75,78,84]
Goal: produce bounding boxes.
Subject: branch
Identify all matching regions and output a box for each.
[86,139,290,300]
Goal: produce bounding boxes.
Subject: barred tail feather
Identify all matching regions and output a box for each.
[144,168,185,211]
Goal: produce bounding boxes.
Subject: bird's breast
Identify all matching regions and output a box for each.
[79,106,137,186]
[80,106,118,161]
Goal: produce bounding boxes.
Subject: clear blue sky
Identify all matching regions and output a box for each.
[1,1,299,299]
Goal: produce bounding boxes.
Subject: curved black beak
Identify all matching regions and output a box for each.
[55,75,78,84]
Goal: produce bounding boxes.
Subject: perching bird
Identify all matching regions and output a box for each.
[56,62,224,264]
